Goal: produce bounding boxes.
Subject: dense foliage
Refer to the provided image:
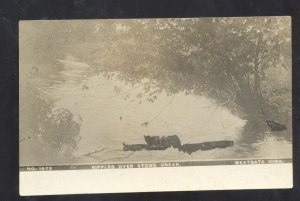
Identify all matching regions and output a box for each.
[20,79,82,157]
[20,17,291,129]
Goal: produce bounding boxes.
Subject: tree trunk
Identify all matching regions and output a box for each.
[235,78,266,128]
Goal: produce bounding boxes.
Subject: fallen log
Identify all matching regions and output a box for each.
[122,143,168,151]
[179,140,234,155]
[123,136,234,154]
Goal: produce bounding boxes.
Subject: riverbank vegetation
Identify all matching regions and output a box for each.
[20,17,291,141]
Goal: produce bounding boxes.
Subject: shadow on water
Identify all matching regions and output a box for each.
[235,120,292,158]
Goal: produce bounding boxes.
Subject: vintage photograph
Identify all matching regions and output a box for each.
[19,17,292,169]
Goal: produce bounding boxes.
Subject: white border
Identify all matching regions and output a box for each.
[20,163,293,195]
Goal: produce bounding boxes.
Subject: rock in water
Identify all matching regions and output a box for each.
[166,135,181,148]
[144,135,161,146]
[266,120,287,131]
[143,135,181,148]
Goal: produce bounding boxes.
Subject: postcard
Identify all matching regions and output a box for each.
[19,16,292,195]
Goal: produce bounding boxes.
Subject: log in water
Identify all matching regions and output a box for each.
[179,140,234,155]
[123,135,234,154]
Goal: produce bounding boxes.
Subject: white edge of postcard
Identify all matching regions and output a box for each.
[20,163,293,196]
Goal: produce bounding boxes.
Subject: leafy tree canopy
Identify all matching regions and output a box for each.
[21,17,291,125]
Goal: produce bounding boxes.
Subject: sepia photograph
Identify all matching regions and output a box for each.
[19,16,292,194]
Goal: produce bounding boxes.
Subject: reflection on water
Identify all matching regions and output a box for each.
[20,63,292,166]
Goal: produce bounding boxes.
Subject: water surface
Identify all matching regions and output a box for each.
[19,62,292,166]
